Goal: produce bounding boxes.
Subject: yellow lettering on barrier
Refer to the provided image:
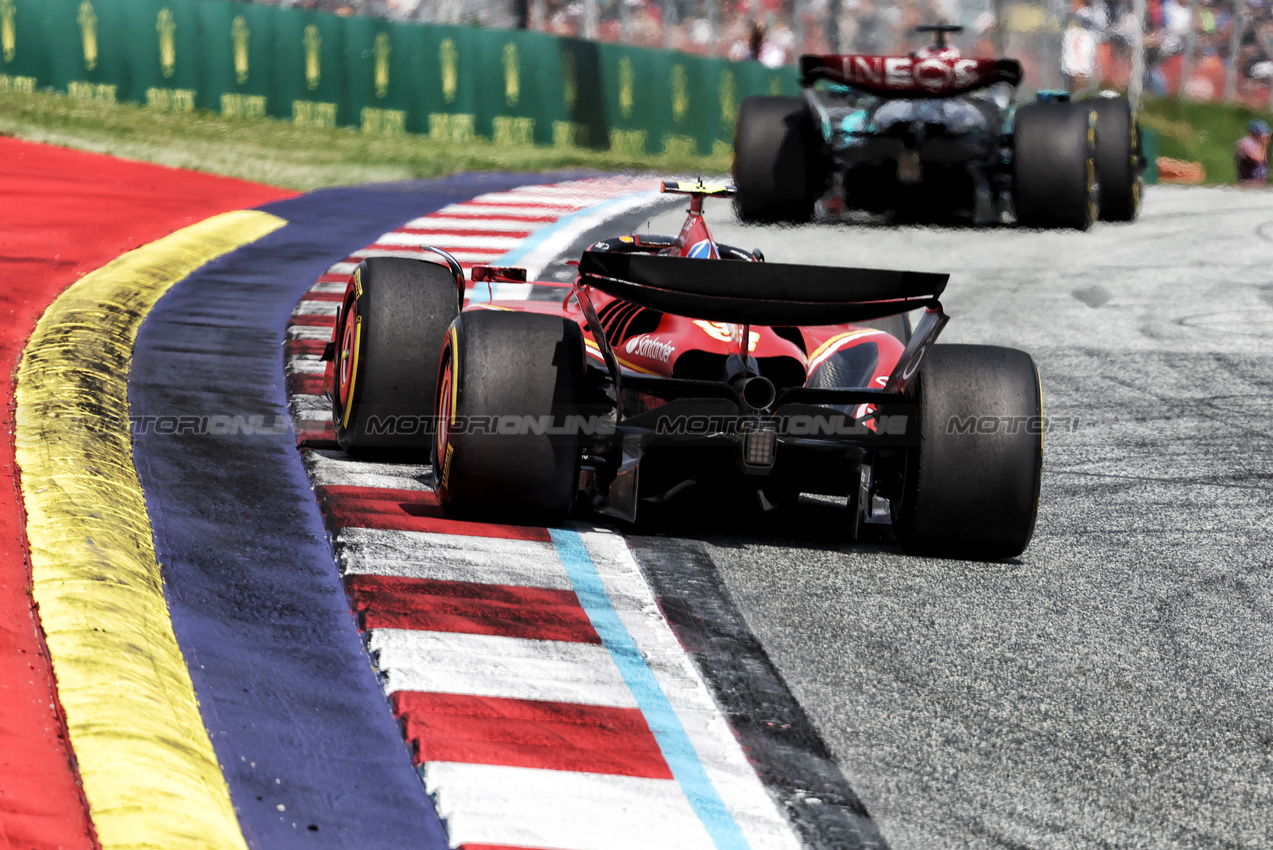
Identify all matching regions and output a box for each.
[374,32,391,98]
[362,106,406,135]
[440,37,458,103]
[2,0,16,62]
[78,0,97,71]
[720,69,737,126]
[294,99,337,127]
[429,112,474,141]
[503,42,520,107]
[662,134,697,158]
[553,120,588,149]
[619,56,634,118]
[68,80,116,102]
[609,128,648,157]
[492,116,534,146]
[712,140,732,160]
[221,92,266,118]
[146,87,195,112]
[0,73,35,93]
[304,24,321,90]
[671,64,689,123]
[232,15,249,84]
[157,7,176,78]
[562,50,576,108]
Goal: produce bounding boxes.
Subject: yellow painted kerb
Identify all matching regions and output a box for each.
[14,210,286,850]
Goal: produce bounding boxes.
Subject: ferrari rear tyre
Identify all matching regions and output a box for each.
[891,344,1043,559]
[734,96,826,224]
[332,257,460,455]
[1013,101,1098,230]
[1092,96,1142,222]
[433,311,585,525]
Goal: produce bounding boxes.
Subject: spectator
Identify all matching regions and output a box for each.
[1235,118,1270,183]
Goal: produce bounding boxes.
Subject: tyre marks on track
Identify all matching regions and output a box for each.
[285,179,816,850]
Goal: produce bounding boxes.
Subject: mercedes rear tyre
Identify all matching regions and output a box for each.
[331,257,460,456]
[891,344,1043,560]
[1092,96,1143,222]
[433,311,585,525]
[733,96,826,224]
[1013,101,1098,230]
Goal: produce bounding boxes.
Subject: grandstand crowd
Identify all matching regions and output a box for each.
[249,0,1273,105]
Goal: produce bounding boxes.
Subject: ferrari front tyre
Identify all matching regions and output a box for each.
[891,344,1043,560]
[433,311,585,525]
[733,96,826,224]
[1091,96,1142,222]
[1012,101,1098,230]
[332,257,460,455]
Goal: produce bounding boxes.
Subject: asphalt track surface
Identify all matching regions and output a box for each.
[620,186,1273,850]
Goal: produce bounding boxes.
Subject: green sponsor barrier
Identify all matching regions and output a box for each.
[0,0,798,156]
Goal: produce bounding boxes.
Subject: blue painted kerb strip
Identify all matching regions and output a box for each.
[549,528,750,850]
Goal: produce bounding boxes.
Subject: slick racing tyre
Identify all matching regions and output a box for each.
[433,311,585,525]
[332,257,460,455]
[1013,101,1098,230]
[734,96,826,224]
[1091,95,1142,222]
[891,344,1043,559]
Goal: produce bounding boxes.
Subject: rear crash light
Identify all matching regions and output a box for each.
[742,427,777,471]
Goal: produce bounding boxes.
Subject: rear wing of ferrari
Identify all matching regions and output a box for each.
[577,250,947,325]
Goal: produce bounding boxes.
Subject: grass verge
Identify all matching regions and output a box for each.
[0,88,730,189]
[1140,97,1272,184]
[2,86,1264,189]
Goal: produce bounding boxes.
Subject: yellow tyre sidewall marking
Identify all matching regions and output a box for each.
[15,210,287,850]
[341,312,362,429]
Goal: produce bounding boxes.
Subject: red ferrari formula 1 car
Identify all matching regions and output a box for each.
[323,182,1043,558]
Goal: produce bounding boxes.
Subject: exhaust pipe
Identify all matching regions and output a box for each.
[733,375,776,411]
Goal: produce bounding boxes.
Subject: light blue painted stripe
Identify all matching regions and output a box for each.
[491,190,662,267]
[549,528,750,850]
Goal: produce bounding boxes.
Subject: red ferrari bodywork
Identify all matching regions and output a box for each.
[463,184,907,404]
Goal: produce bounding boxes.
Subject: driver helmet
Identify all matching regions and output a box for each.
[914,43,962,61]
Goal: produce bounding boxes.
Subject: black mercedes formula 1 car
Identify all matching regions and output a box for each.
[734,24,1144,229]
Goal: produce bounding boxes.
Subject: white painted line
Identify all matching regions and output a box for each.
[348,248,503,264]
[422,763,715,850]
[398,217,539,233]
[287,325,333,340]
[468,190,590,207]
[371,232,525,251]
[327,261,358,276]
[335,527,573,590]
[404,208,561,226]
[288,397,331,422]
[369,629,637,709]
[302,450,431,492]
[285,358,326,375]
[294,300,340,316]
[305,281,348,295]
